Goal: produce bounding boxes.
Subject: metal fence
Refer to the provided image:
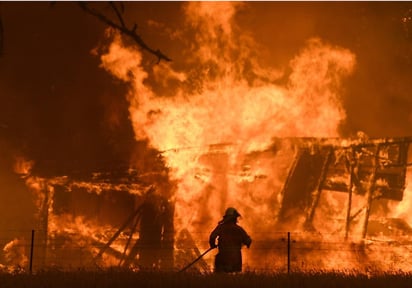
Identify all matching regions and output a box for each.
[1,229,412,274]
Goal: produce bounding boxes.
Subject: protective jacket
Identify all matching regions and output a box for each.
[209,220,251,272]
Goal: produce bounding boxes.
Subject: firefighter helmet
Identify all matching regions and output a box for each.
[224,207,241,218]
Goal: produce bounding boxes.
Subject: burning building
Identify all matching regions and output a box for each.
[4,135,409,272]
[2,2,412,273]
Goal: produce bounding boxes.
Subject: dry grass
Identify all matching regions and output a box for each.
[0,269,411,288]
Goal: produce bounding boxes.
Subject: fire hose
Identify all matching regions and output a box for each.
[178,246,216,273]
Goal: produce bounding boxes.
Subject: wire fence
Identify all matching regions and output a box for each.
[1,229,412,273]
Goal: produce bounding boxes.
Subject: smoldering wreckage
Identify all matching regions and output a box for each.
[1,135,412,272]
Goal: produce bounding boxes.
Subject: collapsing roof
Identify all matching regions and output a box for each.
[277,137,411,239]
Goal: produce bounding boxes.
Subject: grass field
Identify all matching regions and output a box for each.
[1,269,412,288]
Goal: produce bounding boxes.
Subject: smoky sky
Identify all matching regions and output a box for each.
[1,1,412,176]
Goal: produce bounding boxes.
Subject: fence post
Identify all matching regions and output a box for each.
[287,232,290,274]
[29,229,34,274]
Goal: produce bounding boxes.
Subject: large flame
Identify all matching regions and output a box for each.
[98,2,357,270]
[8,2,412,273]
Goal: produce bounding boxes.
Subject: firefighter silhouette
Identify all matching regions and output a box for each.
[209,207,252,272]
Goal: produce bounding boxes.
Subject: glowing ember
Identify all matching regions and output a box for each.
[13,157,34,176]
[3,238,28,269]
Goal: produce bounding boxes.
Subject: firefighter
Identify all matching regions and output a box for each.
[209,207,252,273]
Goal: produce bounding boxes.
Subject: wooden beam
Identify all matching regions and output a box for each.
[304,147,333,230]
[94,204,143,260]
[361,144,381,239]
[345,148,356,240]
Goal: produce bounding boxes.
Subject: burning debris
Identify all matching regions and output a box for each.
[2,238,28,269]
[278,137,411,238]
[21,164,176,270]
[0,135,408,272]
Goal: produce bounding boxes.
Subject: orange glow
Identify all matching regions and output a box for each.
[13,2,412,273]
[389,169,412,225]
[98,2,359,271]
[13,156,34,176]
[3,238,28,269]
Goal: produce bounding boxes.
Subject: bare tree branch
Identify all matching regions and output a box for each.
[109,2,126,28]
[78,2,171,63]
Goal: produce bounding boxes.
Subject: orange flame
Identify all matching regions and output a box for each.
[98,2,357,270]
[389,169,412,225]
[3,238,28,269]
[14,2,411,272]
[13,156,34,176]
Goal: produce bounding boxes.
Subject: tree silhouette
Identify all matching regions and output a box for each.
[0,2,171,62]
[77,2,171,63]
